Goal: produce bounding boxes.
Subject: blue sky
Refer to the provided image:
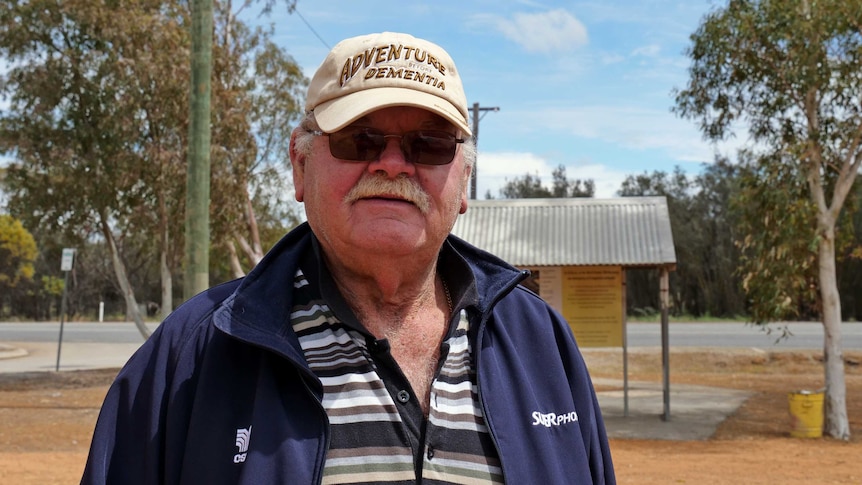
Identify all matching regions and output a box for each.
[240,1,745,199]
[0,2,741,201]
[0,2,743,202]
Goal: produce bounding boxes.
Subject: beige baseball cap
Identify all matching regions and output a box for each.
[305,32,472,136]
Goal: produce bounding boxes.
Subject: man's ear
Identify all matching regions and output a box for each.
[289,128,306,202]
[460,164,472,214]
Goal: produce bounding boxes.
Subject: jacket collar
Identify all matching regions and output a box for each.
[212,223,314,365]
[212,223,527,361]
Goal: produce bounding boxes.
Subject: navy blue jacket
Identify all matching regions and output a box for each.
[82,223,615,484]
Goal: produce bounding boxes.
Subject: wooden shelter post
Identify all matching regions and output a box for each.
[660,267,671,421]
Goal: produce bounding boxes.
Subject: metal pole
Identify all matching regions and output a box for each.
[468,103,499,200]
[55,270,70,372]
[660,267,671,421]
[471,102,479,200]
[623,270,629,417]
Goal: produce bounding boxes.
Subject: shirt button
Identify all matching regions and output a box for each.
[427,446,435,459]
[397,390,410,403]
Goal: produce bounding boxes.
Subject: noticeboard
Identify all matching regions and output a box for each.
[524,265,623,348]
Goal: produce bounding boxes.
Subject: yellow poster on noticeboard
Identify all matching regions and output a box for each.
[561,266,623,347]
[522,265,623,348]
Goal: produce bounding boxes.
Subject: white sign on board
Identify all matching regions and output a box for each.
[61,248,75,272]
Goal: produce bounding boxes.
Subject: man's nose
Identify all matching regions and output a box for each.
[368,136,415,177]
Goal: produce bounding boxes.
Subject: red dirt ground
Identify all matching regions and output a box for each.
[0,348,860,484]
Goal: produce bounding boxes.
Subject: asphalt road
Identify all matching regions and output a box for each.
[627,321,862,350]
[0,321,160,344]
[1,320,860,350]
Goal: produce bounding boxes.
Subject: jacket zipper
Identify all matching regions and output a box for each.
[297,366,330,485]
[474,269,530,484]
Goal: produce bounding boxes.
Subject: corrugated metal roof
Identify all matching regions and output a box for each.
[451,197,677,267]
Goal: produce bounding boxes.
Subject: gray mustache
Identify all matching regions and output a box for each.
[344,175,431,214]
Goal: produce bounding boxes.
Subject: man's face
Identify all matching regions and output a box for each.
[291,106,472,263]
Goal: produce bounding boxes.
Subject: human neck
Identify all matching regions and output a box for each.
[321,248,452,414]
[324,251,445,335]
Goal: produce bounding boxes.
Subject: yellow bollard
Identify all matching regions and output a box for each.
[787,390,824,438]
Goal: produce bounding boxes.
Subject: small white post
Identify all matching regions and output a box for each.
[99,301,105,323]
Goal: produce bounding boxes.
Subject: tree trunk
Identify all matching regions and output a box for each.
[227,241,245,279]
[160,242,173,322]
[818,227,850,440]
[99,216,151,340]
[159,195,173,321]
[242,191,263,264]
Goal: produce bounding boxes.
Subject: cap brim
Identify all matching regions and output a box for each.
[313,87,472,137]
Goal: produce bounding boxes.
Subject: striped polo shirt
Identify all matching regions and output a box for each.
[291,244,502,484]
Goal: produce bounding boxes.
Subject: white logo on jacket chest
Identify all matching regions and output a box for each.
[234,426,252,463]
[532,410,578,427]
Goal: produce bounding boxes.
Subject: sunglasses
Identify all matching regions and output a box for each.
[311,127,466,166]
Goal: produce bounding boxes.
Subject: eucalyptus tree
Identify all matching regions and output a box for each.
[0,0,177,337]
[209,7,306,278]
[732,150,822,322]
[0,1,305,332]
[617,163,746,319]
[693,158,746,318]
[674,0,862,439]
[550,165,595,198]
[618,168,705,316]
[497,165,594,199]
[841,185,862,321]
[185,0,299,295]
[497,173,552,199]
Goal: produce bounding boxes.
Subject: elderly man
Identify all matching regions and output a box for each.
[82,32,615,484]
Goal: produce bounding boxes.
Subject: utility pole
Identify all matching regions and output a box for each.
[185,0,213,299]
[470,102,499,199]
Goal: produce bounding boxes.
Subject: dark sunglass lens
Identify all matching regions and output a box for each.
[404,132,457,165]
[329,128,384,161]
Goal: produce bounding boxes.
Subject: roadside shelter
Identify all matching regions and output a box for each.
[451,196,677,419]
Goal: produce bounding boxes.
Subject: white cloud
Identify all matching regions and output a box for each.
[524,104,742,164]
[570,162,630,198]
[475,151,554,199]
[474,151,627,199]
[600,53,626,65]
[631,44,661,57]
[485,9,589,54]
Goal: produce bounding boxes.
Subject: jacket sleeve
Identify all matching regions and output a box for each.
[553,309,617,485]
[81,325,178,484]
[479,287,616,485]
[80,292,224,485]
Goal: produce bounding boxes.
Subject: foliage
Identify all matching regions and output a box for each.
[41,275,64,298]
[0,213,36,290]
[208,10,305,277]
[0,1,305,323]
[496,165,594,199]
[618,164,745,319]
[0,0,192,335]
[733,150,820,321]
[839,184,862,320]
[673,0,862,439]
[692,158,748,317]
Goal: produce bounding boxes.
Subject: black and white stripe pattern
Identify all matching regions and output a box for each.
[291,269,502,484]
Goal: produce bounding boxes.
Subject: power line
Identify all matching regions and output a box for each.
[294,7,330,49]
